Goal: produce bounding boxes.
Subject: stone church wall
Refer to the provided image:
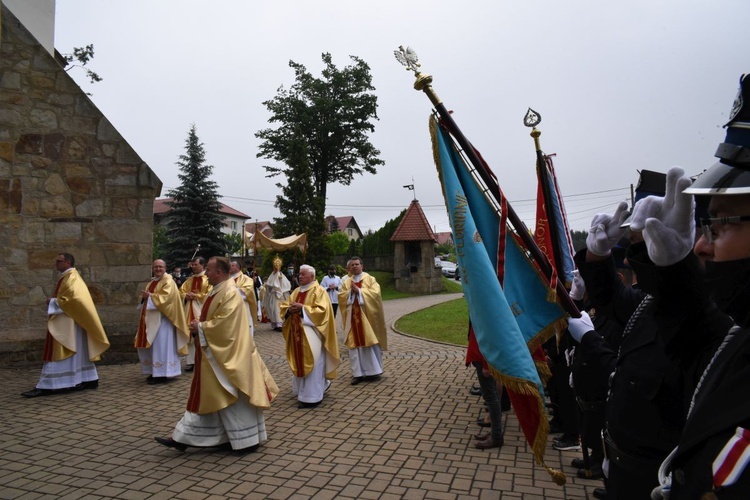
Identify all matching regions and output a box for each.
[0,6,161,364]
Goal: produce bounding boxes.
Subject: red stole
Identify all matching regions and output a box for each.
[134,280,160,348]
[186,293,216,412]
[350,281,367,348]
[289,290,309,377]
[42,276,65,362]
[186,276,205,322]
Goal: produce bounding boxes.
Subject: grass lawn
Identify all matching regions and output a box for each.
[369,271,463,301]
[394,297,469,346]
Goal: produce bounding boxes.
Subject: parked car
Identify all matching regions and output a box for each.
[439,260,457,278]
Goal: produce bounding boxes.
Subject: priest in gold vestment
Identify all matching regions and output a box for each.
[22,253,110,398]
[338,256,387,386]
[156,257,279,453]
[135,260,189,384]
[180,257,211,371]
[230,260,257,337]
[280,265,340,408]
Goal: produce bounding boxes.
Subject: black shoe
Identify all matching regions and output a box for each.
[476,418,491,428]
[297,401,320,409]
[21,388,53,398]
[79,380,99,390]
[351,377,364,385]
[154,437,187,452]
[552,435,581,451]
[273,327,283,332]
[577,466,604,480]
[184,365,194,373]
[593,487,607,499]
[571,458,585,468]
[470,385,482,396]
[363,374,381,382]
[147,377,168,385]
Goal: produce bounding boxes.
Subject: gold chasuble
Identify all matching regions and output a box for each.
[186,280,278,415]
[280,281,340,380]
[44,268,109,362]
[339,272,387,351]
[180,272,211,322]
[233,273,258,327]
[134,274,189,355]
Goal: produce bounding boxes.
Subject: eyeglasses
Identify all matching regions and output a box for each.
[55,259,67,263]
[699,216,750,244]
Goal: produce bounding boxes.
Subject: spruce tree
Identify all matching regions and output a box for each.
[163,125,228,268]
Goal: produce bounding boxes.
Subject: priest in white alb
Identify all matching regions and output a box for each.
[230,260,256,337]
[155,257,279,453]
[338,256,387,386]
[135,259,189,384]
[281,265,340,408]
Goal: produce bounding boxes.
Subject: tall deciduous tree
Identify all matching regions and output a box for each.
[255,53,383,269]
[257,53,383,203]
[164,125,227,267]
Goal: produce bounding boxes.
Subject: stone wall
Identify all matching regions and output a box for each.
[0,6,161,364]
[392,241,443,294]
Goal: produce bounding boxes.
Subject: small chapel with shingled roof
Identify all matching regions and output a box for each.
[390,200,443,293]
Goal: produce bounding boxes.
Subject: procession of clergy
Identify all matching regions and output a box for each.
[22,252,387,455]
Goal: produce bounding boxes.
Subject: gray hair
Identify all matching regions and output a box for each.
[300,264,316,276]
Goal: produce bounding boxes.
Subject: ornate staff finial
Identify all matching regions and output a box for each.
[394,45,441,106]
[524,108,543,149]
[523,108,542,128]
[394,46,421,74]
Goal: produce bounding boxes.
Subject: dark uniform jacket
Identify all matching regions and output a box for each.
[576,242,697,498]
[661,259,750,499]
[668,328,750,499]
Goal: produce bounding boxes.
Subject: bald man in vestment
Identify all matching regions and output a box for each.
[281,265,340,408]
[135,260,189,384]
[155,257,278,453]
[22,253,110,397]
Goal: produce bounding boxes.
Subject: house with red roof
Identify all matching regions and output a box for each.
[326,215,363,241]
[153,198,250,236]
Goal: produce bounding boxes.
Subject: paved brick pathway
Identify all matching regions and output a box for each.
[0,292,602,499]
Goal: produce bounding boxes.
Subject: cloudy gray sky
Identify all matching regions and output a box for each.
[54,0,750,233]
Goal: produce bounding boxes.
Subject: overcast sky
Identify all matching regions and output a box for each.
[54,0,750,233]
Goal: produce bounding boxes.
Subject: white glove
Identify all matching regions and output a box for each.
[568,270,585,301]
[629,166,695,266]
[586,202,630,256]
[568,311,594,342]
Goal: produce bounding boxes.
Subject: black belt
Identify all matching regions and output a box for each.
[577,398,605,413]
[602,431,664,473]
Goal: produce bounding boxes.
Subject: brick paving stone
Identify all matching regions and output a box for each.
[0,292,597,499]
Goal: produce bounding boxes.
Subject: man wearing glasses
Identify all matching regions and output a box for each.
[571,74,750,499]
[22,253,110,397]
[651,74,750,499]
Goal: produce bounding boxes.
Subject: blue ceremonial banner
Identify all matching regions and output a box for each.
[430,117,569,470]
[430,117,543,398]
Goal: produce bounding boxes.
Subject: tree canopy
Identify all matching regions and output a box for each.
[163,125,228,267]
[255,53,383,272]
[256,52,383,203]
